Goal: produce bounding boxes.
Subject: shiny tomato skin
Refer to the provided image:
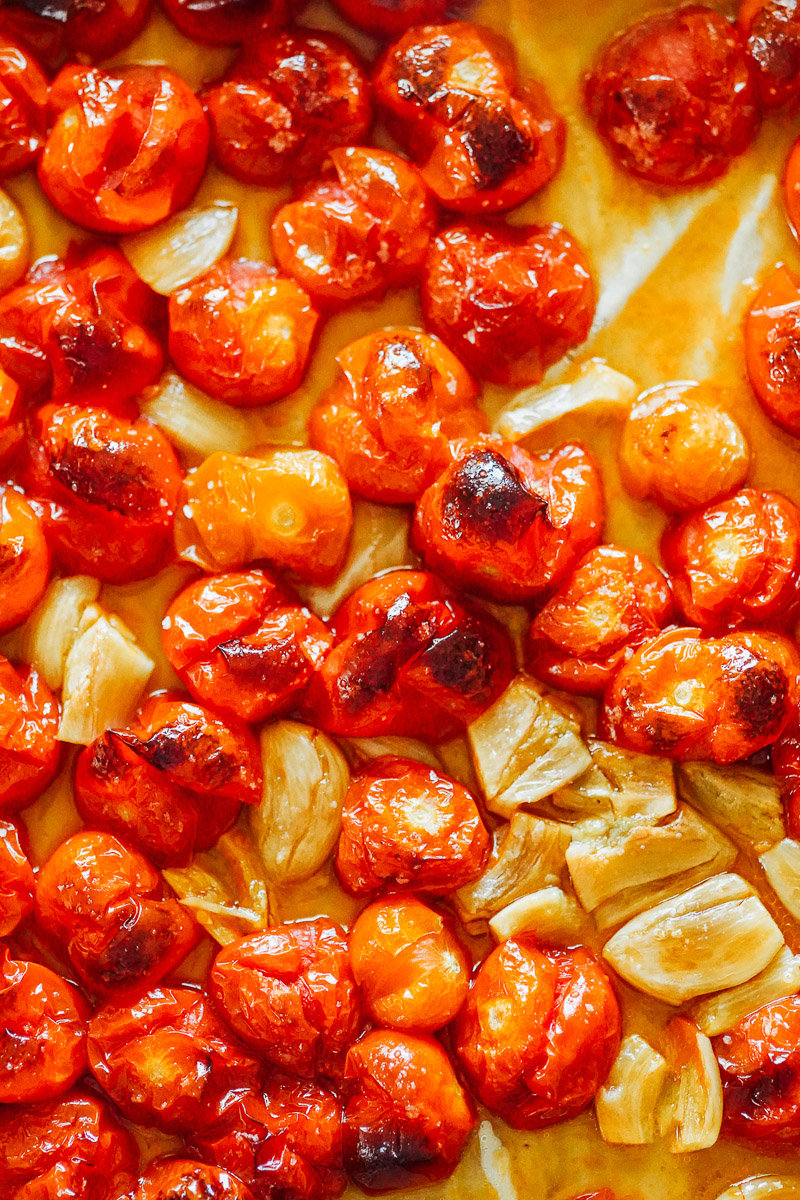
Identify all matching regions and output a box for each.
[716,994,800,1142]
[0,818,33,936]
[0,489,49,634]
[739,0,800,108]
[454,937,621,1130]
[0,1,152,68]
[772,713,800,836]
[0,35,48,177]
[0,658,60,814]
[746,264,800,435]
[127,1159,257,1200]
[332,0,447,36]
[161,0,288,44]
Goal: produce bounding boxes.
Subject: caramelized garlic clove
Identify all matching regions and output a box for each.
[121,202,238,295]
[595,1033,669,1145]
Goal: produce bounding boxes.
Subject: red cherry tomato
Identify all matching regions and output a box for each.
[526,545,673,695]
[739,0,800,108]
[0,1,152,69]
[0,488,49,634]
[716,994,800,1141]
[35,830,198,998]
[332,0,447,37]
[161,0,288,45]
[204,29,371,187]
[74,694,263,867]
[454,937,621,1129]
[374,22,565,213]
[0,657,60,814]
[771,713,800,836]
[162,569,333,724]
[745,264,800,435]
[601,627,800,763]
[585,5,759,187]
[40,64,209,234]
[211,919,361,1082]
[422,221,595,387]
[0,35,48,177]
[335,756,490,896]
[129,1159,257,1200]
[0,818,33,936]
[413,436,604,604]
[302,569,515,740]
[168,260,317,407]
[309,328,484,504]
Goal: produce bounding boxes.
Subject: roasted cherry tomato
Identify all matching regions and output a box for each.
[0,35,48,177]
[332,0,446,37]
[526,544,673,695]
[601,627,800,763]
[774,714,800,837]
[271,147,435,308]
[374,22,565,213]
[303,569,514,740]
[162,569,332,724]
[716,994,800,1141]
[0,948,88,1105]
[88,986,262,1133]
[74,694,263,867]
[335,756,489,896]
[0,488,49,634]
[342,1030,475,1193]
[0,1089,137,1199]
[168,260,317,407]
[739,0,800,107]
[0,244,165,409]
[40,64,209,234]
[0,1,152,68]
[0,818,33,936]
[349,894,469,1031]
[745,264,800,434]
[309,328,484,504]
[25,404,182,584]
[454,937,621,1129]
[204,29,371,187]
[35,830,198,998]
[413,436,604,603]
[127,1159,257,1200]
[211,919,361,1082]
[585,5,758,187]
[0,657,59,814]
[161,0,288,44]
[422,221,595,387]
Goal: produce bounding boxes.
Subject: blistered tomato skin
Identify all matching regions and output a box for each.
[454,938,621,1130]
[422,222,595,387]
[211,919,361,1083]
[162,569,333,724]
[0,658,60,814]
[129,1159,258,1200]
[745,264,800,436]
[0,1,152,68]
[739,0,800,107]
[601,627,800,763]
[271,147,436,308]
[716,994,800,1141]
[343,1030,475,1194]
[35,830,198,998]
[309,328,484,504]
[0,818,33,935]
[0,489,49,634]
[0,36,48,177]
[204,29,371,187]
[74,694,263,867]
[168,260,318,407]
[162,0,288,45]
[413,436,604,604]
[526,545,674,696]
[335,756,490,896]
[39,64,209,234]
[585,5,759,187]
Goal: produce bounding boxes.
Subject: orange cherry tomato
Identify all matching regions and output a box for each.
[413,436,604,604]
[454,938,621,1130]
[35,830,198,998]
[168,260,318,407]
[0,818,33,936]
[128,1159,257,1200]
[40,63,209,234]
[0,488,49,634]
[745,264,800,435]
[74,694,263,867]
[24,404,182,583]
[0,1,152,68]
[739,0,800,107]
[421,222,595,387]
[211,919,361,1082]
[331,0,447,37]
[88,986,263,1133]
[349,894,469,1031]
[0,657,60,814]
[526,545,673,695]
[585,5,759,187]
[342,1030,475,1193]
[600,627,800,763]
[716,994,800,1142]
[309,328,484,504]
[374,22,565,214]
[335,756,490,897]
[204,29,371,187]
[161,0,288,45]
[162,570,333,724]
[302,570,515,740]
[271,147,436,308]
[0,35,48,177]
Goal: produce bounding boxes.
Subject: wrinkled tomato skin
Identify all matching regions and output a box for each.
[0,1,152,69]
[302,569,514,740]
[74,694,263,868]
[746,264,800,436]
[211,919,361,1083]
[422,222,595,387]
[129,1159,257,1200]
[88,986,263,1134]
[0,818,33,936]
[271,147,436,308]
[34,830,198,999]
[204,29,371,187]
[585,5,759,187]
[161,0,289,45]
[0,658,60,814]
[162,569,333,724]
[0,35,48,177]
[716,994,800,1142]
[40,64,209,234]
[413,436,604,604]
[332,0,447,37]
[739,0,800,107]
[0,489,49,634]
[309,328,484,504]
[600,627,800,763]
[335,756,490,896]
[772,714,800,836]
[526,545,673,695]
[454,937,621,1130]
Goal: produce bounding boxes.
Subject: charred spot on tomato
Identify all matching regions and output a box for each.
[461,100,533,190]
[391,36,448,105]
[50,440,156,517]
[441,447,547,541]
[93,913,178,991]
[423,626,495,696]
[344,1124,439,1192]
[334,600,433,714]
[733,659,788,737]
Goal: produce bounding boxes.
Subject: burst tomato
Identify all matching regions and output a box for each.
[745,264,800,435]
[0,818,33,936]
[0,35,48,177]
[0,1,152,68]
[0,657,60,814]
[0,488,49,634]
[739,0,800,107]
[716,994,800,1141]
[161,0,288,44]
[127,1159,257,1200]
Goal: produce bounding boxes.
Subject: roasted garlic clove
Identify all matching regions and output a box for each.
[690,946,800,1037]
[495,360,637,441]
[20,575,101,690]
[165,826,273,946]
[488,886,585,944]
[121,202,238,295]
[141,371,253,461]
[664,1017,723,1153]
[678,761,784,853]
[760,839,800,920]
[595,1033,668,1145]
